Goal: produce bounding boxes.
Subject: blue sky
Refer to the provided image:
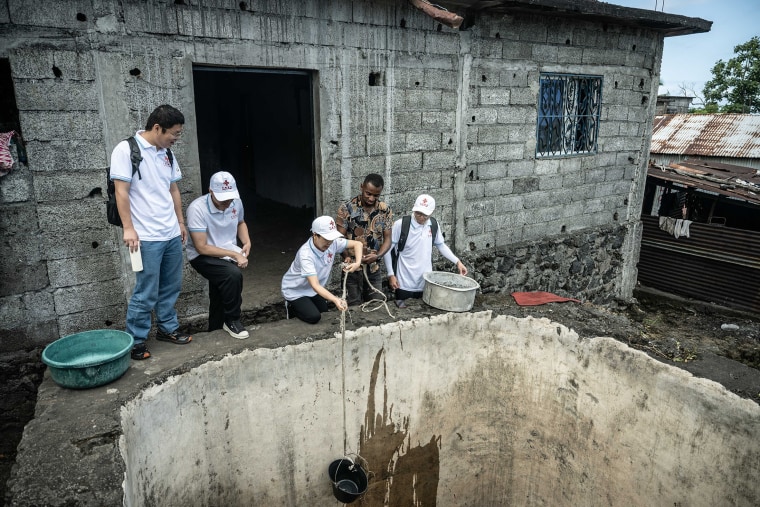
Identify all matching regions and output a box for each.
[610,0,759,101]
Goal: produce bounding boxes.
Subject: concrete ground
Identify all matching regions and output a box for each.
[6,287,760,505]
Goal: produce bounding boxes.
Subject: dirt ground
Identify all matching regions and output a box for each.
[474,287,760,404]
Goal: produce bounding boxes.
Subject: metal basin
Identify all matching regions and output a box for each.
[422,271,480,312]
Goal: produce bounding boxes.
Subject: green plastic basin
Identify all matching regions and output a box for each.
[41,330,134,389]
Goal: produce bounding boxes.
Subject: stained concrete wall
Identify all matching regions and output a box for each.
[0,0,674,349]
[120,312,760,506]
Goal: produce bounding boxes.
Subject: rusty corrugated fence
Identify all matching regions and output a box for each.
[638,215,760,314]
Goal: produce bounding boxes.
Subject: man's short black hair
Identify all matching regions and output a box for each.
[144,104,185,131]
[363,173,384,188]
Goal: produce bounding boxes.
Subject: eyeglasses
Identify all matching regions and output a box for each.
[167,129,183,138]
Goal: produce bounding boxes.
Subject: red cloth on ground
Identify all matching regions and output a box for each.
[511,291,581,306]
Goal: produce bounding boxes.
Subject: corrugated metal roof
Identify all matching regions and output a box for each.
[651,114,760,158]
[648,159,760,205]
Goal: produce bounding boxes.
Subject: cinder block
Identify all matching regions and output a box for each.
[494,143,525,161]
[405,89,442,110]
[422,111,456,129]
[391,111,422,131]
[344,23,389,50]
[57,305,127,337]
[8,0,102,30]
[465,181,485,199]
[496,105,535,124]
[509,87,537,105]
[406,132,440,151]
[37,200,109,232]
[0,166,34,204]
[484,179,514,197]
[423,150,456,170]
[532,44,558,63]
[19,111,102,142]
[425,32,459,55]
[34,171,104,203]
[366,133,405,155]
[479,87,510,106]
[388,152,422,172]
[123,2,179,35]
[474,39,503,59]
[9,49,95,80]
[53,279,125,315]
[477,125,510,144]
[41,228,120,261]
[464,199,495,219]
[47,253,122,289]
[14,80,98,111]
[350,155,385,176]
[25,140,107,172]
[177,6,241,39]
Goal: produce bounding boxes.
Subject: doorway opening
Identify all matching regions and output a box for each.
[192,66,318,310]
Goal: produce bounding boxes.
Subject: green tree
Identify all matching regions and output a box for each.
[703,36,760,113]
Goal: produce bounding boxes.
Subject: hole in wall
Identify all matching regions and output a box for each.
[495,32,500,38]
[561,225,566,233]
[92,241,99,249]
[239,1,247,10]
[481,75,487,82]
[76,13,87,22]
[400,18,406,28]
[486,243,490,248]
[437,24,442,32]
[641,95,648,105]
[623,198,629,205]
[448,138,452,145]
[129,68,141,77]
[104,320,113,326]
[614,81,618,88]
[415,81,420,86]
[368,72,382,86]
[88,188,102,198]
[613,212,619,221]
[468,170,474,181]
[471,115,475,122]
[632,44,637,51]
[469,242,476,251]
[639,78,645,88]
[52,66,62,78]
[565,39,571,45]
[174,0,186,4]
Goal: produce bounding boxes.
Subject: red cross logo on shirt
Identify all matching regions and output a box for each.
[231,208,237,218]
[327,252,334,262]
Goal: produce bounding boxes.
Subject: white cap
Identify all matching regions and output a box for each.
[412,194,435,215]
[311,216,343,240]
[209,171,240,201]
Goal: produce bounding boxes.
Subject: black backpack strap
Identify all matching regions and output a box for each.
[166,147,174,169]
[125,136,143,180]
[430,216,438,245]
[391,215,412,275]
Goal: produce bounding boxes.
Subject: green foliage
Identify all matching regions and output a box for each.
[703,36,760,113]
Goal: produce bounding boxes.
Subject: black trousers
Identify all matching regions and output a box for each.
[345,268,384,305]
[190,255,243,331]
[395,288,423,300]
[286,295,329,324]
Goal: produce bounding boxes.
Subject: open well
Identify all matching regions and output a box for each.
[119,312,760,506]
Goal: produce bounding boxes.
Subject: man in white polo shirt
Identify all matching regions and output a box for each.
[186,171,251,339]
[110,104,192,360]
[383,194,468,308]
[281,216,363,324]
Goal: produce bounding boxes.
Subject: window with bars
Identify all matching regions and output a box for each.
[536,73,602,157]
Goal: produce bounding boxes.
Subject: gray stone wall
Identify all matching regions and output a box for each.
[0,0,665,351]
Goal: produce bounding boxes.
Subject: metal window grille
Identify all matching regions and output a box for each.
[536,73,602,157]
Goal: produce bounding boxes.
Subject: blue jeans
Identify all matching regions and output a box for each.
[126,237,183,344]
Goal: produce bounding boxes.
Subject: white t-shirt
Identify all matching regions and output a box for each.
[281,237,347,301]
[386,217,456,292]
[109,131,182,241]
[185,194,245,261]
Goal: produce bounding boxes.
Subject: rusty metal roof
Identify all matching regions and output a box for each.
[651,114,760,158]
[648,159,760,205]
[434,0,711,36]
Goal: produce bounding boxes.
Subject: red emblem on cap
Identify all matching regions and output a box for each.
[222,179,232,190]
[421,198,428,207]
[329,220,335,230]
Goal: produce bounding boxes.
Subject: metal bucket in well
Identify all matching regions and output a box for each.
[422,271,480,312]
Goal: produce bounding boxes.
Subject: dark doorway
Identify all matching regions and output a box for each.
[192,66,317,310]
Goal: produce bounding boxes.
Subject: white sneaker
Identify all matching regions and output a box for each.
[223,320,249,339]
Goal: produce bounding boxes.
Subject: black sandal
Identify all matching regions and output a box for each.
[131,343,151,360]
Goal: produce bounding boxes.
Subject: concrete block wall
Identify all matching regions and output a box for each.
[0,0,666,350]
